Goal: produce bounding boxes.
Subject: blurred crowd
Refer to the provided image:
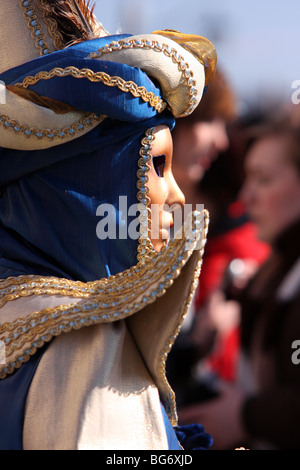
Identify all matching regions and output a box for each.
[167,68,300,450]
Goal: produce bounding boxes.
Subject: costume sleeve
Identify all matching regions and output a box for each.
[175,424,213,450]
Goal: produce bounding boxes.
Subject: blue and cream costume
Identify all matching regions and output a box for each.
[0,0,216,450]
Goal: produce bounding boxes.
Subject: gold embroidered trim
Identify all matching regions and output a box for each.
[35,0,65,50]
[159,248,206,425]
[40,14,64,51]
[137,127,155,264]
[0,112,105,140]
[0,210,209,379]
[88,38,199,116]
[21,0,50,56]
[15,67,167,114]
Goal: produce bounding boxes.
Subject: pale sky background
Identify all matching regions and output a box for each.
[94,0,299,116]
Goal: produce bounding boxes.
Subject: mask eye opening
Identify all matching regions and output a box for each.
[153,154,166,178]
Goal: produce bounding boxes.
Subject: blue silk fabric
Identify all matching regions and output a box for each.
[0,34,180,450]
[0,35,175,281]
[0,346,47,450]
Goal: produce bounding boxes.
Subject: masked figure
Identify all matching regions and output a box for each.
[0,0,216,450]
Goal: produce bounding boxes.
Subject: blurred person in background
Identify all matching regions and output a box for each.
[190,122,270,386]
[172,68,235,210]
[166,68,236,405]
[179,120,300,450]
[167,71,269,406]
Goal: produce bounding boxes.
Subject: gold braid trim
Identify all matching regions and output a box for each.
[0,112,105,140]
[89,38,199,116]
[15,67,167,114]
[0,210,209,380]
[159,241,207,425]
[136,127,155,264]
[20,0,51,56]
[40,14,65,50]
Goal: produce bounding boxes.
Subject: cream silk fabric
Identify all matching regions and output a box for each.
[1,294,169,450]
[0,0,55,75]
[0,247,201,449]
[24,320,169,450]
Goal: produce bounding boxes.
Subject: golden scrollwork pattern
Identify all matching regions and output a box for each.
[21,0,51,56]
[15,67,167,114]
[89,37,199,117]
[0,112,105,140]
